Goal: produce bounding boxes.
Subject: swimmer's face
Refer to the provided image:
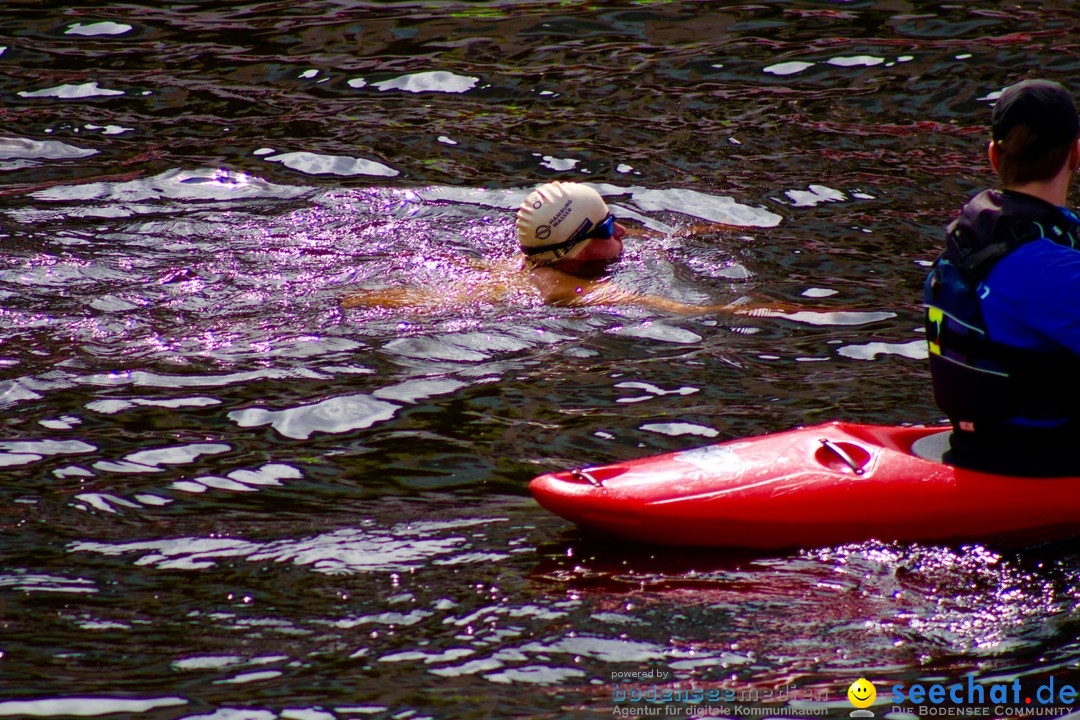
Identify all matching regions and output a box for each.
[571,220,625,263]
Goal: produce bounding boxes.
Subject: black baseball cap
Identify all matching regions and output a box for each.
[992,79,1080,152]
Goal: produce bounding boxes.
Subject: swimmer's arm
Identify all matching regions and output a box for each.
[670,222,740,237]
[563,282,801,316]
[341,273,517,310]
[341,286,461,310]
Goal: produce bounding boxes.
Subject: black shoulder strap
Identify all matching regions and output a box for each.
[946,189,1080,284]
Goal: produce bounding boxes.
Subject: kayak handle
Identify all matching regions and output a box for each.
[570,468,603,487]
[819,438,865,475]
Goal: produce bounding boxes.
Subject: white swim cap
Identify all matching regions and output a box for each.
[516,181,609,264]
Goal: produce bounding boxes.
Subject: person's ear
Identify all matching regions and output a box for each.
[987,140,1001,174]
[1070,138,1080,174]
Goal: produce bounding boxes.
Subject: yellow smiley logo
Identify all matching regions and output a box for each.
[848,678,876,709]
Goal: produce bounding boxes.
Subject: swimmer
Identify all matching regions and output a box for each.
[341,181,791,316]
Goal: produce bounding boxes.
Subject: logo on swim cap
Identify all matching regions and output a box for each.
[517,181,608,264]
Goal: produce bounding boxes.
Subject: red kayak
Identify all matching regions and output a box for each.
[529,421,1080,549]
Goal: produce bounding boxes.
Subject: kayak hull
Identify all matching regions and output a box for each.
[528,421,1080,549]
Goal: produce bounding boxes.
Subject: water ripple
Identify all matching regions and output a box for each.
[2,1,1077,715]
[71,517,508,574]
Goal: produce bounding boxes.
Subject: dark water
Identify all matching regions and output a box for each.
[3,1,1080,718]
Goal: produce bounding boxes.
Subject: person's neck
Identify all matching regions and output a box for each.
[545,257,616,280]
[1005,174,1072,208]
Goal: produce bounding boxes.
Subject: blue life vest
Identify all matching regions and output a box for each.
[924,189,1080,436]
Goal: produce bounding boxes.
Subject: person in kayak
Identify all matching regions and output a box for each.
[343,181,790,316]
[924,78,1080,475]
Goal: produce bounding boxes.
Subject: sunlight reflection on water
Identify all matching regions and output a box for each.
[4,0,1080,715]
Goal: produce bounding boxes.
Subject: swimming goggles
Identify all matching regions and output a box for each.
[522,213,617,259]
